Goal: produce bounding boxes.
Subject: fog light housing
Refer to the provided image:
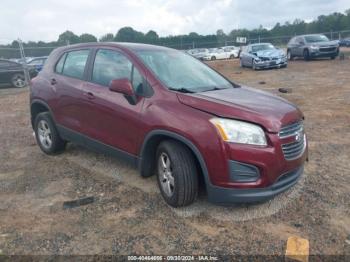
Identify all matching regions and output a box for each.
[228,160,260,182]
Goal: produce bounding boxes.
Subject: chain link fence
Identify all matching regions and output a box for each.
[1,30,350,59]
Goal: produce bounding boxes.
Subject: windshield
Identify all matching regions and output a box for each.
[136,49,232,92]
[251,44,275,52]
[304,35,329,43]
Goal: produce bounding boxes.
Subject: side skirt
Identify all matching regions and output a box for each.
[57,125,139,168]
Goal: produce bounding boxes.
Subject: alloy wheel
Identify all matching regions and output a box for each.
[37,120,52,149]
[12,74,26,88]
[158,152,175,197]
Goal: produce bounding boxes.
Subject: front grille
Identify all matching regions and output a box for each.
[279,121,303,138]
[279,121,305,161]
[282,136,306,160]
[320,47,336,52]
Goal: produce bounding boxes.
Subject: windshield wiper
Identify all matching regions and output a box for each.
[168,87,195,93]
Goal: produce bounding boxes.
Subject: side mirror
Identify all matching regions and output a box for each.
[109,78,137,104]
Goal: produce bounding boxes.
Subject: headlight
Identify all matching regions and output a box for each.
[310,45,319,50]
[210,118,267,146]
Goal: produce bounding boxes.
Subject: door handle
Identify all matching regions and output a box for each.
[50,78,57,85]
[84,92,95,100]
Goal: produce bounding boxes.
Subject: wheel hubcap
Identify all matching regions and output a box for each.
[158,152,175,197]
[37,120,52,149]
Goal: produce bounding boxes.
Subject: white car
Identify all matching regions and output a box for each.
[202,46,239,61]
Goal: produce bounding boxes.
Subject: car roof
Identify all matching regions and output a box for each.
[55,42,174,53]
[249,43,272,46]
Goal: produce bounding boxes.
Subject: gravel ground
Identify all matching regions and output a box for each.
[0,54,349,257]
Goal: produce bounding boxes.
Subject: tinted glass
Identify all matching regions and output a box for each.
[55,54,66,73]
[137,49,232,92]
[92,49,132,86]
[62,50,89,79]
[132,66,143,93]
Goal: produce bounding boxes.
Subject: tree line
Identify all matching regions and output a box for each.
[1,9,349,58]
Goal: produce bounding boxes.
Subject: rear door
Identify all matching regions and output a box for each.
[80,48,147,155]
[52,49,91,133]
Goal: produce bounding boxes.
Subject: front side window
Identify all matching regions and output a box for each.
[92,49,132,87]
[92,49,145,94]
[136,49,232,92]
[61,50,89,79]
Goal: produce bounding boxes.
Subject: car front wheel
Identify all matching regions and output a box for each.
[34,112,66,155]
[156,140,198,207]
[287,50,293,60]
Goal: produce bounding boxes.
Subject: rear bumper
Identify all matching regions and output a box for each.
[207,165,304,204]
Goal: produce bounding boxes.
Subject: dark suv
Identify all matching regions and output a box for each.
[287,34,339,60]
[30,43,308,207]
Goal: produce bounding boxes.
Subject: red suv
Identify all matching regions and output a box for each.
[30,43,308,207]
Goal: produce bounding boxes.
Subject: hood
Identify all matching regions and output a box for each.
[308,40,339,47]
[256,49,285,58]
[177,87,303,133]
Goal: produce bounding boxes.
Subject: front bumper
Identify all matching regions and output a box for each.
[207,165,303,204]
[310,49,339,57]
[255,58,287,69]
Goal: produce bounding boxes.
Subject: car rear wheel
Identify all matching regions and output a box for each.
[156,140,198,207]
[11,74,26,88]
[303,49,310,61]
[287,50,293,60]
[34,112,66,155]
[239,58,244,67]
[330,56,336,60]
[229,55,235,59]
[211,56,216,61]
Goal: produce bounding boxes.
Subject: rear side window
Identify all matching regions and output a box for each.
[55,54,66,73]
[60,50,89,79]
[92,49,132,86]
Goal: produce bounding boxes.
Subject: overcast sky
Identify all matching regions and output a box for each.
[0,0,348,44]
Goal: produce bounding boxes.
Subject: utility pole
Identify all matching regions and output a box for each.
[17,39,30,87]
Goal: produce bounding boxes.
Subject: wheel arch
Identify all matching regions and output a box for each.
[139,130,210,189]
[30,99,53,128]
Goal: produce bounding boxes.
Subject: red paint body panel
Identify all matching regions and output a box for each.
[30,42,307,194]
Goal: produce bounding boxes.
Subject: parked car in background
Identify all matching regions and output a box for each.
[202,47,238,61]
[27,56,48,72]
[222,46,240,58]
[338,37,350,47]
[287,34,339,60]
[187,48,209,60]
[30,42,307,207]
[240,43,287,70]
[0,59,36,87]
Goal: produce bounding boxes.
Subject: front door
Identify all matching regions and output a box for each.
[80,48,145,155]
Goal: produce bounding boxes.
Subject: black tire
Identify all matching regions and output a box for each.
[287,49,293,61]
[229,55,235,59]
[34,112,66,155]
[330,56,336,60]
[156,140,198,207]
[211,56,216,61]
[303,49,310,61]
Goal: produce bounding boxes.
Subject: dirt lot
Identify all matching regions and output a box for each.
[0,55,349,258]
